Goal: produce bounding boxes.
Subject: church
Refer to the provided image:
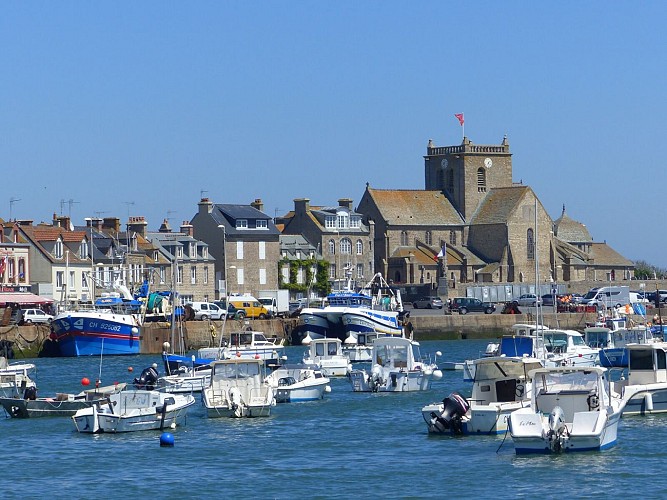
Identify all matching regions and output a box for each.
[356,136,633,291]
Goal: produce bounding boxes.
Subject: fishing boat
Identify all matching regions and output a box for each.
[51,279,142,356]
[0,357,36,396]
[422,356,542,435]
[0,383,126,418]
[508,366,623,454]
[348,336,442,392]
[302,338,351,376]
[341,332,377,363]
[265,364,331,403]
[299,272,407,345]
[158,351,212,393]
[542,329,599,367]
[71,389,195,433]
[584,313,656,368]
[614,342,667,415]
[197,330,284,365]
[202,358,275,418]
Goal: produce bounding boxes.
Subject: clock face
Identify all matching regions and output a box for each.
[441,158,448,168]
[484,157,493,168]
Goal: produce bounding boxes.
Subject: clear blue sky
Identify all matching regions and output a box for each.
[2,2,666,267]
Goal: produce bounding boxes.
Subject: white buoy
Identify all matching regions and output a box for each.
[432,369,443,381]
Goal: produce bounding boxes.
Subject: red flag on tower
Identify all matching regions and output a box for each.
[455,113,464,126]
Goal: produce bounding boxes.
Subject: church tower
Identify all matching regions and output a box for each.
[424,136,513,220]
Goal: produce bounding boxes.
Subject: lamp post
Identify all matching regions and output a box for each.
[218,225,227,300]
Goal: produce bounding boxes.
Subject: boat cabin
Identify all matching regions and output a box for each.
[229,331,275,347]
[626,343,667,385]
[470,357,542,405]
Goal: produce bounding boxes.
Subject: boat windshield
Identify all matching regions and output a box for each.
[585,331,609,348]
[375,344,409,368]
[544,333,568,352]
[214,362,260,379]
[536,370,598,393]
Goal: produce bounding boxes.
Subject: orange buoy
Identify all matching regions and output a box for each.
[128,366,134,372]
[81,377,90,386]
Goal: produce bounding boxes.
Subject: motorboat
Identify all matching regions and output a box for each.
[202,358,275,418]
[508,366,623,454]
[158,349,212,393]
[0,357,36,397]
[422,356,542,435]
[348,336,442,392]
[197,330,284,366]
[299,272,407,345]
[302,338,351,377]
[542,329,599,367]
[614,342,667,415]
[71,389,195,433]
[265,364,331,403]
[341,332,377,363]
[0,383,126,418]
[584,314,656,368]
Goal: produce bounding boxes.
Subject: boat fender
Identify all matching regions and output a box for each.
[587,394,599,410]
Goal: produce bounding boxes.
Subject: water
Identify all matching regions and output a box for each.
[4,339,667,498]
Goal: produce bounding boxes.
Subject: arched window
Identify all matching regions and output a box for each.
[449,231,457,246]
[437,169,445,189]
[80,239,88,259]
[477,168,487,192]
[447,169,454,191]
[329,239,335,255]
[54,239,63,259]
[340,238,352,254]
[527,228,535,260]
[18,258,26,282]
[356,240,363,255]
[425,231,432,245]
[400,231,408,246]
[394,271,401,283]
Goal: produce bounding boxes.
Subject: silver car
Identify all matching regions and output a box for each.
[516,294,542,307]
[412,297,444,309]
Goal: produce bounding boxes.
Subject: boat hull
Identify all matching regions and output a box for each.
[52,313,140,356]
[349,369,433,392]
[274,381,328,403]
[599,348,628,367]
[622,385,667,415]
[341,309,402,343]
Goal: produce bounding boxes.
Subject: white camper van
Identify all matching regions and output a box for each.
[581,286,630,309]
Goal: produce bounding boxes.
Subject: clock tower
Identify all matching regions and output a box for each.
[424,136,513,220]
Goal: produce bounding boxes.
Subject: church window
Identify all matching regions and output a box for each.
[477,168,487,192]
[449,231,456,246]
[425,231,432,245]
[447,169,454,191]
[400,231,408,246]
[527,229,535,260]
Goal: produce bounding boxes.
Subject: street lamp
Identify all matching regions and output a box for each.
[218,225,227,299]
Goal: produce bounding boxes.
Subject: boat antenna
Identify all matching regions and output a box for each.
[97,338,104,389]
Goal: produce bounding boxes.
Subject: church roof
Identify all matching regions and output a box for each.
[589,242,634,267]
[470,186,531,224]
[364,188,464,226]
[554,207,593,243]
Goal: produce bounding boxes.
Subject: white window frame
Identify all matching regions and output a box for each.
[259,241,266,260]
[237,241,244,259]
[356,240,363,255]
[236,219,248,230]
[191,266,196,284]
[237,268,244,285]
[259,268,266,285]
[256,220,268,229]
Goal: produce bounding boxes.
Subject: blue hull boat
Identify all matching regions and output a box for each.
[51,313,140,356]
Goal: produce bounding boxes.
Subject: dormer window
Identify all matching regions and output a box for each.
[336,211,349,229]
[256,220,268,229]
[79,239,88,259]
[236,219,248,229]
[350,216,361,228]
[55,239,64,259]
[203,247,208,259]
[190,242,196,256]
[176,246,183,259]
[325,216,336,229]
[153,250,159,261]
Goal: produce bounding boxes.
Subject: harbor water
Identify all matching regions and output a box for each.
[3,339,667,499]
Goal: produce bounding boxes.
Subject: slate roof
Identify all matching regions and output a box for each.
[365,188,464,226]
[554,209,593,243]
[469,186,531,225]
[210,204,280,236]
[589,243,634,267]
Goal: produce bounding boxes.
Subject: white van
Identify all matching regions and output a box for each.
[186,302,226,321]
[581,286,630,308]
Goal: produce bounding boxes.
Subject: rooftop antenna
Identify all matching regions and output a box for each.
[9,197,21,221]
[123,201,135,219]
[200,189,208,200]
[166,209,177,221]
[94,210,108,218]
[66,199,79,217]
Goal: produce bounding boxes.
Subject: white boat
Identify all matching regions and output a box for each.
[197,330,284,365]
[348,337,442,392]
[71,389,195,433]
[614,342,667,415]
[341,332,377,363]
[542,329,599,367]
[422,356,542,435]
[302,338,351,377]
[158,350,212,393]
[202,358,275,418]
[508,366,623,454]
[584,314,657,368]
[265,364,331,403]
[0,383,127,418]
[299,272,406,345]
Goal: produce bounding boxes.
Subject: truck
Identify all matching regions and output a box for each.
[257,289,290,318]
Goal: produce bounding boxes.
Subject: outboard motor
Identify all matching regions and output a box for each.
[369,364,384,392]
[228,387,244,417]
[430,392,470,434]
[547,406,567,452]
[133,363,159,390]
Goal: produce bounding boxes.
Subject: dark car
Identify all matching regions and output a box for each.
[449,297,496,315]
[412,297,444,309]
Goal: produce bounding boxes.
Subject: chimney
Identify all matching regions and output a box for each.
[159,219,172,233]
[52,214,72,230]
[86,217,103,230]
[103,217,121,232]
[338,198,353,211]
[199,198,213,215]
[250,198,264,213]
[127,216,148,238]
[180,220,193,237]
[294,198,310,215]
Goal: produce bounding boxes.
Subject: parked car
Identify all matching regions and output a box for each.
[412,297,443,309]
[185,302,226,321]
[21,308,54,324]
[516,294,542,307]
[569,293,584,304]
[449,297,496,315]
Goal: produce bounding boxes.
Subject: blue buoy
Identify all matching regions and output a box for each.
[160,432,175,447]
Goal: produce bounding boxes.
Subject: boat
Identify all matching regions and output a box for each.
[197,330,284,366]
[0,383,126,418]
[298,272,407,345]
[71,389,196,433]
[422,356,542,435]
[614,342,667,415]
[508,366,623,454]
[264,364,331,403]
[0,357,36,396]
[302,338,351,376]
[50,278,142,356]
[348,336,442,392]
[158,351,212,393]
[542,329,599,367]
[341,332,377,363]
[584,313,657,367]
[202,358,275,417]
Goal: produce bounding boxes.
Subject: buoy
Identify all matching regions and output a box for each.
[128,366,134,372]
[81,377,90,386]
[236,351,241,357]
[254,354,260,359]
[160,432,175,447]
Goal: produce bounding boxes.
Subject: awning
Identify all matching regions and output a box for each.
[0,293,54,306]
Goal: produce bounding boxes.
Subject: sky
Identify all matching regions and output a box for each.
[2,2,666,267]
